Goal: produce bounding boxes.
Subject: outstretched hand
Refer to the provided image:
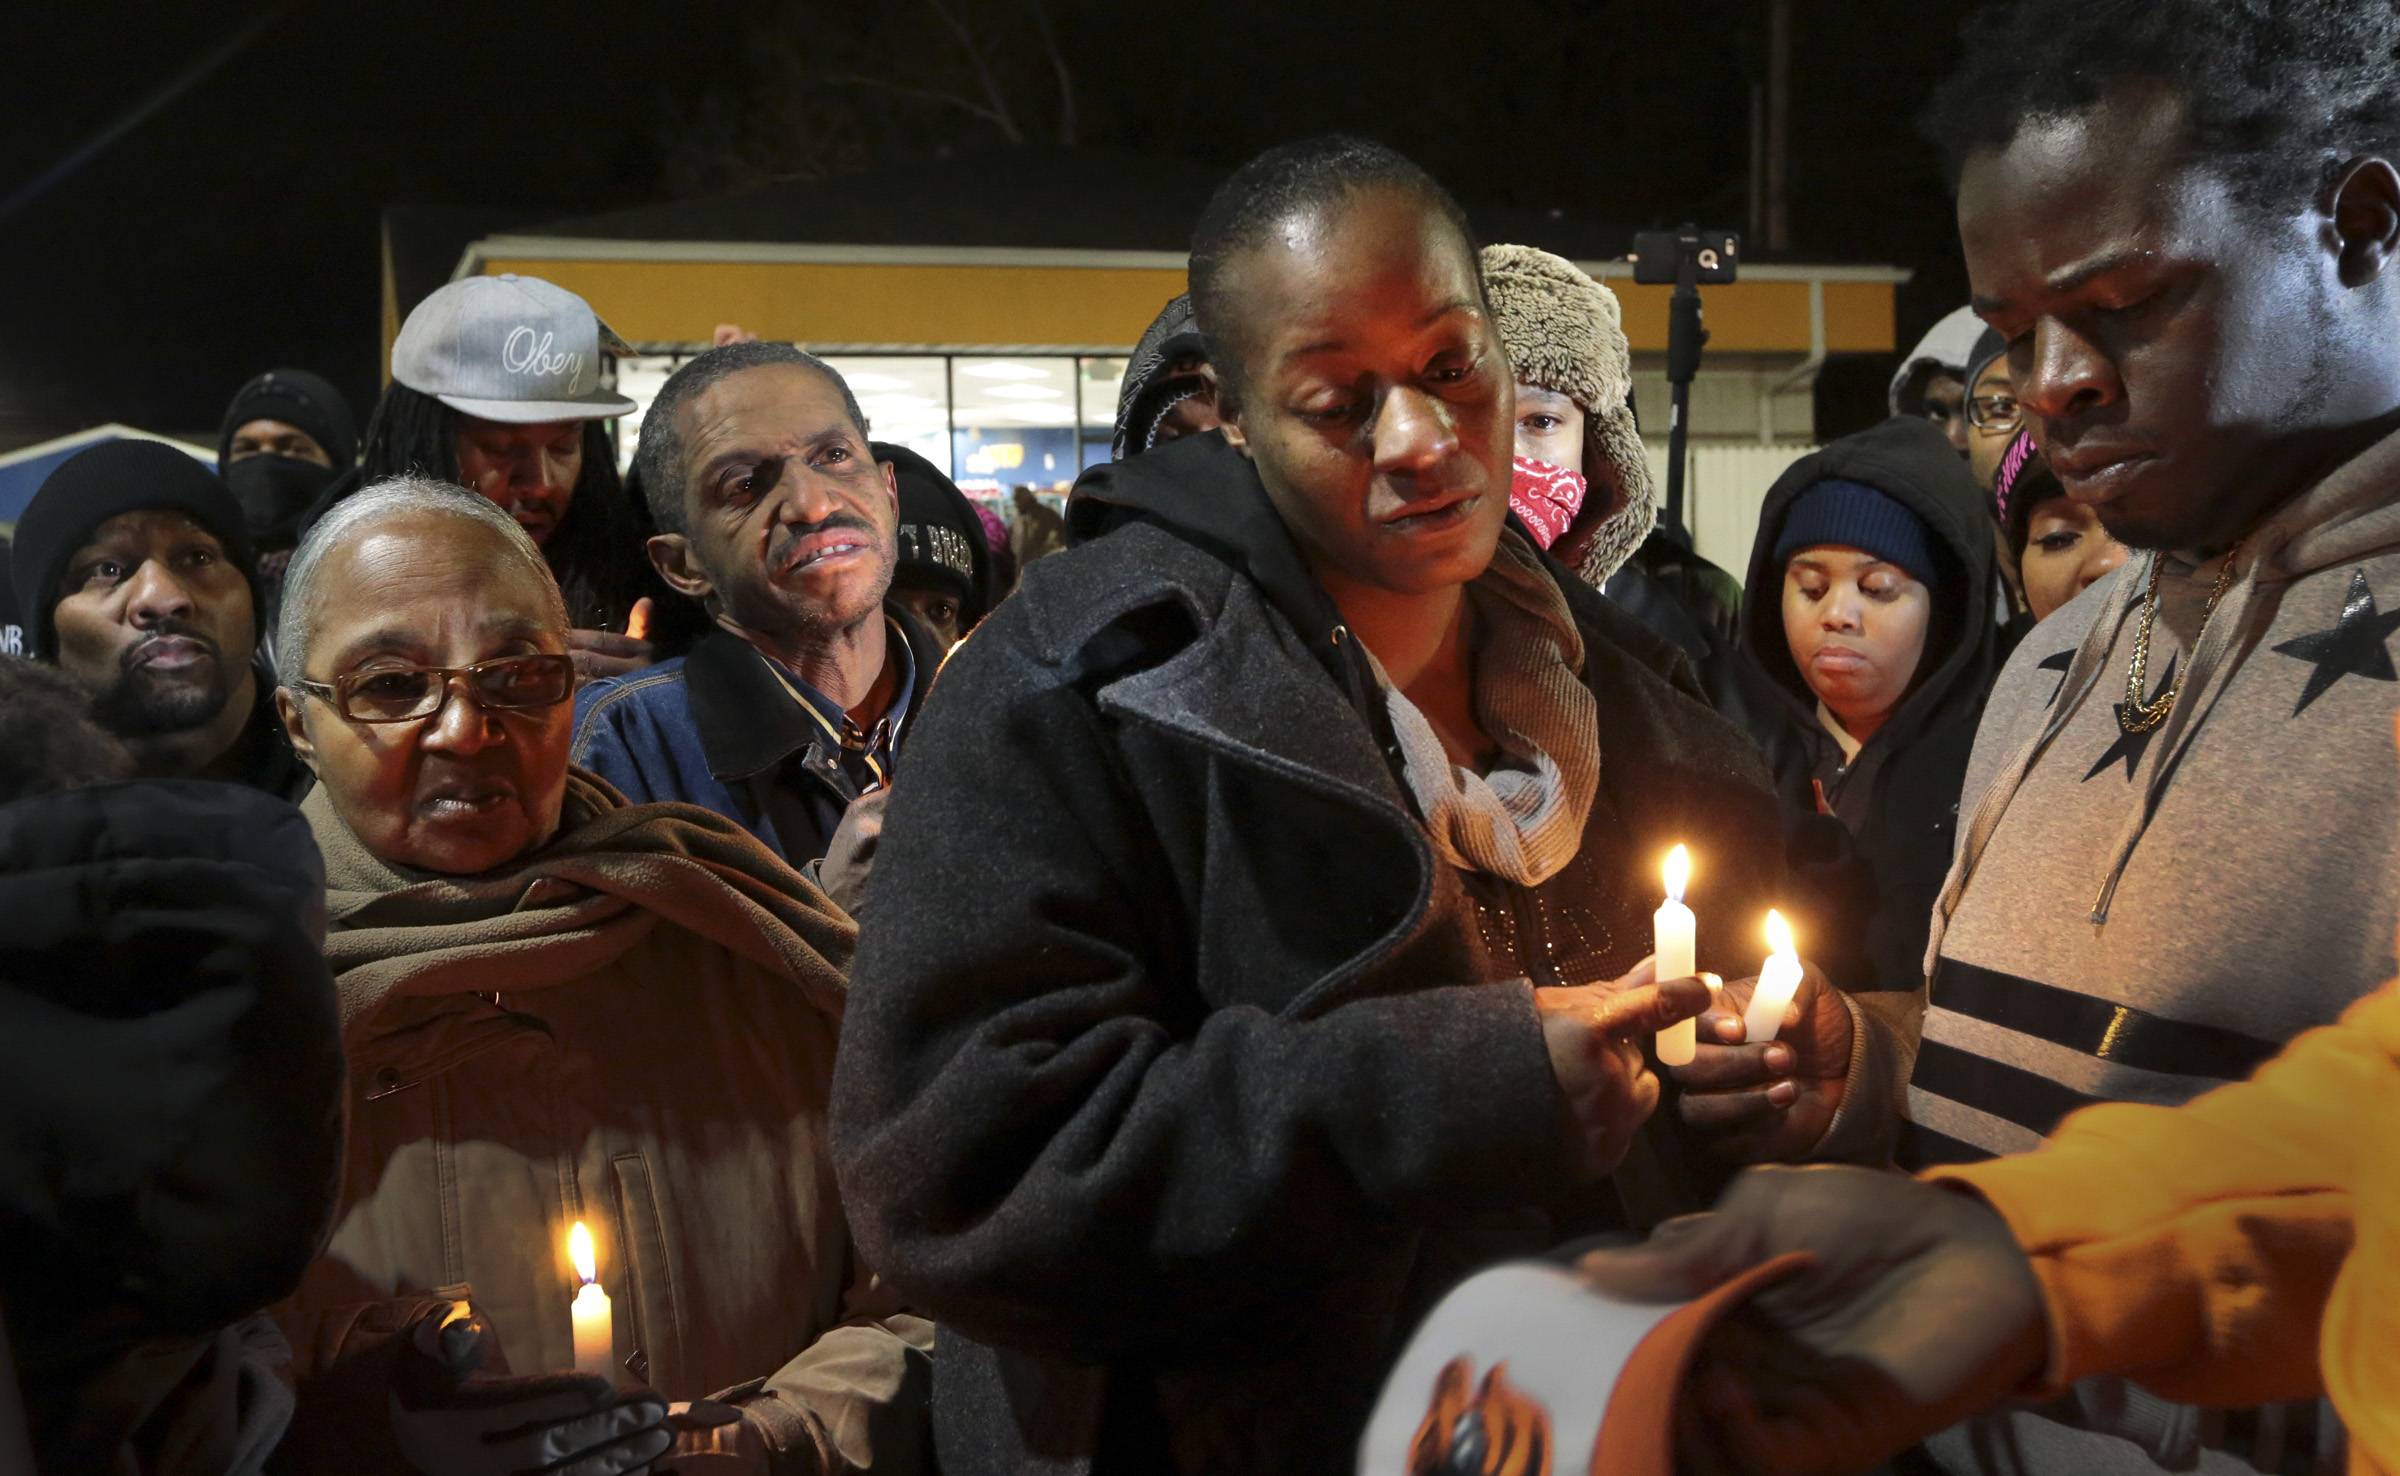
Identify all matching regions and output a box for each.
[1579,1165,2048,1476]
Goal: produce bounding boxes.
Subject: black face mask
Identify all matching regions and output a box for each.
[223,453,336,548]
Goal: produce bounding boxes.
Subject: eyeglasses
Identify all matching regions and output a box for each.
[295,654,575,723]
[1968,393,2022,433]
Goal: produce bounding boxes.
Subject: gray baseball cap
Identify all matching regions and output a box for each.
[392,274,637,423]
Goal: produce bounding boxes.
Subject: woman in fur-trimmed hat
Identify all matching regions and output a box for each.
[1483,245,1759,724]
[1480,244,1658,589]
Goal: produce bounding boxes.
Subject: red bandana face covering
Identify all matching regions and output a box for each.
[1509,456,1589,551]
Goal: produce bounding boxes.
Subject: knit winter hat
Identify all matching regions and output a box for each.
[10,440,258,661]
[1480,245,1656,588]
[1773,478,1940,585]
[216,368,358,470]
[877,441,991,616]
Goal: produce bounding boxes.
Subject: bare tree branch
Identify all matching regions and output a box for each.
[1023,0,1078,146]
[819,71,1020,137]
[921,0,1023,144]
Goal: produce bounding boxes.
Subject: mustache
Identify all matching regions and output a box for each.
[120,620,220,672]
[766,513,878,558]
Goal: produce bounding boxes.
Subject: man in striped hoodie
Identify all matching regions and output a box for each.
[1786,0,2400,1471]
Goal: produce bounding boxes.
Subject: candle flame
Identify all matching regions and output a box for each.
[569,1221,596,1285]
[1663,845,1689,902]
[1765,909,1795,957]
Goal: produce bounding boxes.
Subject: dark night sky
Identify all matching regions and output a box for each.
[0,0,1982,444]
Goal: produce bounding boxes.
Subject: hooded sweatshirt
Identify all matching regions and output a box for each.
[1884,423,2400,1475]
[1112,294,1210,461]
[283,772,931,1474]
[1739,417,2001,1004]
[1887,305,1987,418]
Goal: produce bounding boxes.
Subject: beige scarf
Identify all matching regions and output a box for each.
[305,770,854,1034]
[1370,534,1601,886]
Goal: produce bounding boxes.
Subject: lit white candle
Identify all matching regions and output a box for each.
[1654,845,1699,1067]
[1743,910,1804,1044]
[568,1221,613,1377]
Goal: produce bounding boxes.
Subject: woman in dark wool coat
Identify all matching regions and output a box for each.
[832,137,1848,1476]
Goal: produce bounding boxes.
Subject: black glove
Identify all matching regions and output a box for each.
[390,1301,673,1476]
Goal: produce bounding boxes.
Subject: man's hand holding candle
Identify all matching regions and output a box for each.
[1670,949,1854,1164]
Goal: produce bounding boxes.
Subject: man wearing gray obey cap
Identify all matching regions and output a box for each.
[392,274,637,422]
[343,273,684,682]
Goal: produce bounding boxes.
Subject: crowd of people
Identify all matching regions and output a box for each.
[3,0,2399,1472]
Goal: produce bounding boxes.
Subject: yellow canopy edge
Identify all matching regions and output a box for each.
[471,256,1894,356]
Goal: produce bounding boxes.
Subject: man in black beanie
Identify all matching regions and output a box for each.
[9,440,307,799]
[879,442,991,647]
[218,368,358,559]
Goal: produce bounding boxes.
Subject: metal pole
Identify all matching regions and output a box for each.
[1663,242,1708,538]
[1766,0,1792,252]
[945,355,960,481]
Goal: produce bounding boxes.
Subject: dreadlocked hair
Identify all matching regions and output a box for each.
[1187,135,1481,402]
[357,382,652,630]
[1920,0,2400,211]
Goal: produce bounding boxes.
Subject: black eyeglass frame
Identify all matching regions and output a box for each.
[293,653,577,724]
[1967,392,2022,433]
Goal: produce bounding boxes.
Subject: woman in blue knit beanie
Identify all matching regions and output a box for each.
[1725,415,2004,1004]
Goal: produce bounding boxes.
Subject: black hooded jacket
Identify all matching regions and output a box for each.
[1110,294,1208,461]
[1737,415,2002,998]
[831,431,1790,1476]
[0,781,343,1472]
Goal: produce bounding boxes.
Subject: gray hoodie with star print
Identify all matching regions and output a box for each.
[1850,424,2400,1474]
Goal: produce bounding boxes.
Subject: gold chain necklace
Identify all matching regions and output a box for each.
[2118,541,2244,734]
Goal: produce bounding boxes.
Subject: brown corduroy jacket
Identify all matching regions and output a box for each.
[277,771,930,1475]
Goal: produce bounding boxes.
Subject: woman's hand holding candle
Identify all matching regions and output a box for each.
[1535,957,1715,1176]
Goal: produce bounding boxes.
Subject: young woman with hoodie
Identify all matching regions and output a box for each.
[1737,414,2003,1000]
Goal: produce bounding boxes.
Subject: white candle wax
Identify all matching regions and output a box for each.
[1743,911,1804,1043]
[567,1221,613,1377]
[572,1282,614,1376]
[1654,847,1698,1067]
[1653,901,1698,1066]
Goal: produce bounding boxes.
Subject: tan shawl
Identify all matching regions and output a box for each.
[305,769,854,1033]
[1370,533,1602,887]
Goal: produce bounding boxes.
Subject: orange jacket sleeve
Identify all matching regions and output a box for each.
[1927,982,2400,1461]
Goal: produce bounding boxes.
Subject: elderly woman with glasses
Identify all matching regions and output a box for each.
[268,477,930,1476]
